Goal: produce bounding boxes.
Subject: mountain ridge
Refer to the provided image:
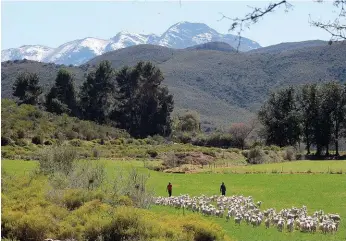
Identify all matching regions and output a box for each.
[2,41,345,128]
[1,22,261,65]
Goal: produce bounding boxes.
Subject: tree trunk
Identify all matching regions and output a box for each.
[305,128,311,155]
[316,145,322,156]
[335,121,339,156]
[326,145,330,156]
[306,141,310,155]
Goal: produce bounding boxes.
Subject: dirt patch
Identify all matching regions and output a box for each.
[163,164,202,174]
[160,151,215,168]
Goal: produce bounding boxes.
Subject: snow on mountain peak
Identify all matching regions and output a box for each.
[158,21,219,48]
[2,22,261,65]
[107,31,158,51]
[78,37,110,55]
[1,45,54,62]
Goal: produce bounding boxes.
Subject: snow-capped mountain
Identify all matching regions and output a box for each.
[44,37,110,65]
[105,31,160,52]
[158,22,259,51]
[1,45,54,62]
[1,22,261,65]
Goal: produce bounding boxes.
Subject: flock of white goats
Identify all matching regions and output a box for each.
[154,194,341,234]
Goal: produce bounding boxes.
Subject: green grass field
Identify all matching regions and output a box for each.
[204,160,346,174]
[2,159,346,241]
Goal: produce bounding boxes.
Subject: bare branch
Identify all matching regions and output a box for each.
[309,0,346,41]
[220,0,345,50]
[219,1,293,52]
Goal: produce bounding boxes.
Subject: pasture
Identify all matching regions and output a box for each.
[2,159,346,241]
[202,160,346,174]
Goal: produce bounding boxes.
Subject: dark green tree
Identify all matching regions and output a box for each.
[330,82,346,156]
[45,69,78,115]
[79,61,116,124]
[258,86,301,147]
[12,72,42,105]
[296,84,319,154]
[319,82,346,156]
[113,61,173,137]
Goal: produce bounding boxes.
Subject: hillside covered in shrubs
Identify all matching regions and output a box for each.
[1,99,129,146]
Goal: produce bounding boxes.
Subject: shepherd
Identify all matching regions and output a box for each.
[167,182,172,197]
[220,182,226,196]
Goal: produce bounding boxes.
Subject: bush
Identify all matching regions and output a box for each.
[70,139,82,147]
[1,209,55,241]
[133,139,141,145]
[85,131,97,141]
[137,139,145,145]
[179,132,193,144]
[251,141,263,148]
[92,148,101,159]
[182,219,223,241]
[17,129,25,139]
[126,138,134,144]
[44,140,53,145]
[202,150,216,157]
[116,196,133,206]
[242,150,249,158]
[113,168,154,209]
[15,139,28,147]
[1,136,14,146]
[99,138,105,145]
[283,146,297,161]
[62,189,86,210]
[68,160,106,190]
[151,134,165,144]
[229,148,240,154]
[39,146,78,174]
[147,150,158,158]
[144,138,157,145]
[65,130,79,140]
[269,145,281,152]
[54,132,66,145]
[162,152,180,168]
[81,205,228,241]
[32,135,43,145]
[110,139,124,145]
[247,147,267,164]
[204,133,233,148]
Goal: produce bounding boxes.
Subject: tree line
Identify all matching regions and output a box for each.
[12,61,174,138]
[258,82,346,156]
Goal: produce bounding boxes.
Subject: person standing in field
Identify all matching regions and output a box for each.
[167,182,172,197]
[220,182,226,196]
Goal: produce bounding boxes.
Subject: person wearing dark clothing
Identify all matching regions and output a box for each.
[220,182,226,196]
[167,182,172,197]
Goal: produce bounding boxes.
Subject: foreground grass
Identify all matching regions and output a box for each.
[2,159,346,241]
[1,160,230,241]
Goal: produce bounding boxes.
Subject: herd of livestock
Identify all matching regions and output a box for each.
[154,194,341,234]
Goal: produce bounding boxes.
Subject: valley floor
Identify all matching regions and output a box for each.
[2,159,346,241]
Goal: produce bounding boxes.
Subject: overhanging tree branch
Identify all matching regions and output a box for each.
[219,0,345,51]
[219,1,293,51]
[309,0,346,41]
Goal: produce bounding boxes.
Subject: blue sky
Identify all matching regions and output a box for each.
[1,1,339,50]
